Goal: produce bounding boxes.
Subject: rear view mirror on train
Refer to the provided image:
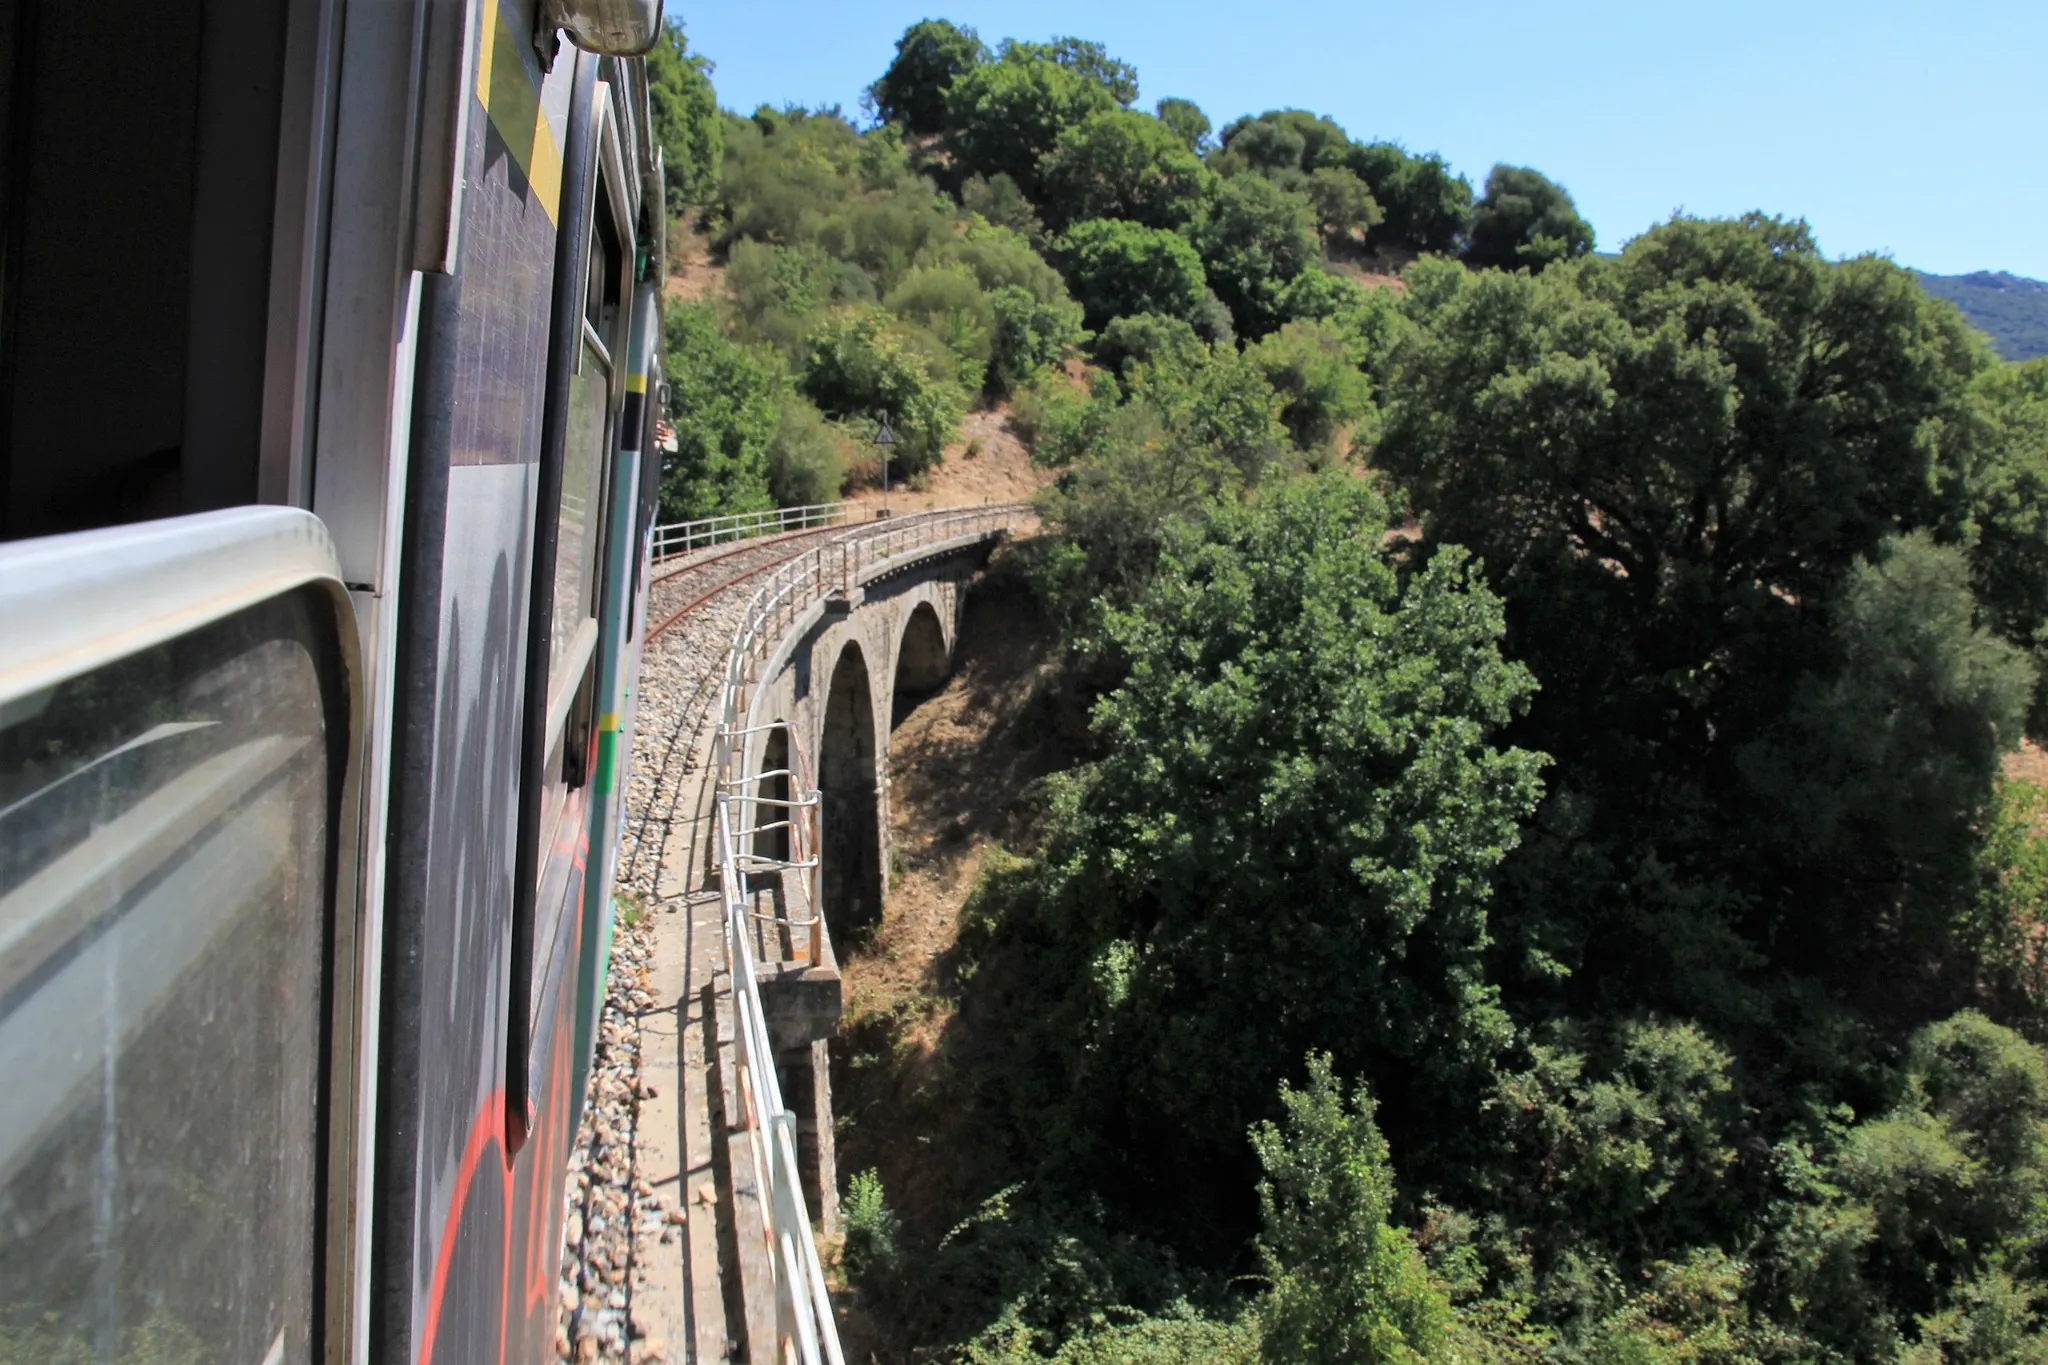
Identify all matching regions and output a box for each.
[546,0,663,55]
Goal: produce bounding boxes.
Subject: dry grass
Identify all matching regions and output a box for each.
[2006,740,2048,789]
[843,408,1056,515]
[663,217,724,304]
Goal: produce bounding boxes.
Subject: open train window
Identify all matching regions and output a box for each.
[0,0,305,538]
[510,69,633,1149]
[0,510,356,1362]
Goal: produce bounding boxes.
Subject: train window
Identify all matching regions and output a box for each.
[547,100,626,795]
[0,589,340,1361]
[0,0,299,538]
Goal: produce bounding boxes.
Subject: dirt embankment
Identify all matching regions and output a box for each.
[843,408,1056,516]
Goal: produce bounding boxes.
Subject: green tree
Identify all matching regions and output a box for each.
[1216,109,1353,182]
[660,304,775,519]
[869,18,988,135]
[1187,173,1322,337]
[1038,477,1545,1196]
[1253,1054,1455,1364]
[1464,164,1595,272]
[1303,166,1382,244]
[645,20,722,211]
[1003,36,1140,106]
[1250,319,1373,456]
[1378,215,2012,1021]
[1037,109,1216,231]
[945,49,1119,197]
[1966,358,2048,733]
[1153,97,1212,154]
[1057,218,1209,331]
[1125,340,1289,481]
[1344,143,1472,254]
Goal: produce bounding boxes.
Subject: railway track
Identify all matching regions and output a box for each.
[557,510,985,1360]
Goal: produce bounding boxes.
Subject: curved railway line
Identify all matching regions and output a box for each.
[557,509,1004,1359]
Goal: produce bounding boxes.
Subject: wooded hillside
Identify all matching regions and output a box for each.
[646,18,2048,1360]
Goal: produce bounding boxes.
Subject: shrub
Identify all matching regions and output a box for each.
[1254,1055,1456,1363]
[765,395,848,506]
[988,285,1086,396]
[952,219,1070,303]
[1277,270,1406,377]
[1093,313,1208,380]
[1011,372,1117,467]
[1249,318,1373,456]
[884,264,996,393]
[800,308,967,473]
[724,239,871,356]
[841,1168,903,1284]
[813,183,963,294]
[960,172,1048,246]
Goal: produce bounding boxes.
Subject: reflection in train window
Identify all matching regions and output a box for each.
[0,592,339,1361]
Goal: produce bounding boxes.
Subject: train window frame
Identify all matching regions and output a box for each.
[508,61,634,1154]
[0,507,363,1364]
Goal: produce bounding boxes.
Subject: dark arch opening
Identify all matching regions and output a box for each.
[819,644,882,944]
[892,602,949,726]
[754,724,790,866]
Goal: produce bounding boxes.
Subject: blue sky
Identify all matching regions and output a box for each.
[675,0,2047,280]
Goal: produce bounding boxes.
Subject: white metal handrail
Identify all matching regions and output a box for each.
[649,501,849,563]
[701,502,1029,1364]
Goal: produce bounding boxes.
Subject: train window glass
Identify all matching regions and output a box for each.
[545,117,625,787]
[0,590,336,1361]
[552,332,607,697]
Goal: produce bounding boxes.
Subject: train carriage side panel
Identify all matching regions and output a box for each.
[377,2,582,1359]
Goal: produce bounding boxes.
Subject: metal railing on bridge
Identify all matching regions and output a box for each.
[648,502,849,563]
[697,503,1029,1365]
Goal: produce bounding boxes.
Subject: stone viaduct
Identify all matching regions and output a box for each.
[637,509,1022,1364]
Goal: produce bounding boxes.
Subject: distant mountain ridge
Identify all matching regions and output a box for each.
[1914,270,2048,362]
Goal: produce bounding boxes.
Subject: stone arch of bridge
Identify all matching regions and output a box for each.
[891,600,950,725]
[818,641,882,944]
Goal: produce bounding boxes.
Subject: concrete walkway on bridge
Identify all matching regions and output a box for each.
[621,509,1027,1364]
